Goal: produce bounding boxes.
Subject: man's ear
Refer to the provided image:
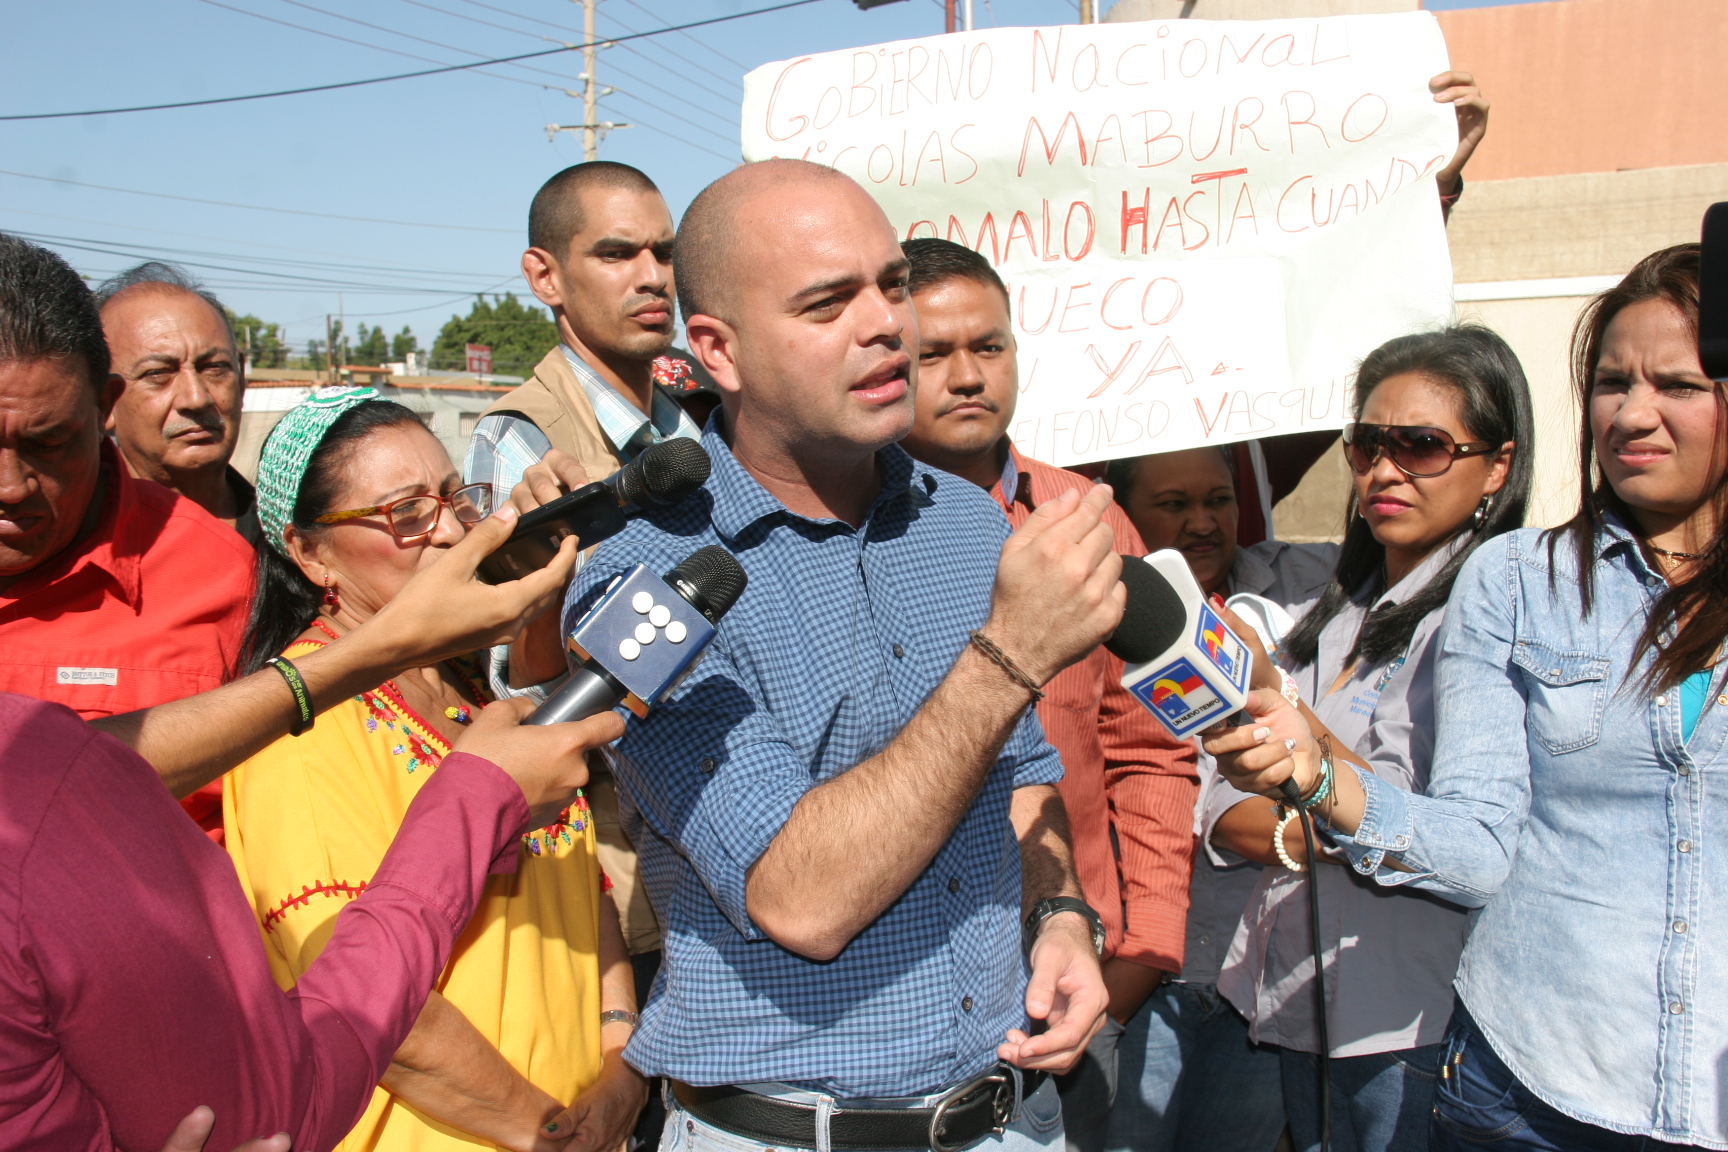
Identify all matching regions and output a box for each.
[521,247,565,311]
[99,372,125,427]
[684,315,743,398]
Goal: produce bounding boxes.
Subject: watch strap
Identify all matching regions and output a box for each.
[599,1009,639,1028]
[1024,896,1105,958]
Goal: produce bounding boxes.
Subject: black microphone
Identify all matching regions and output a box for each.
[1701,201,1728,383]
[527,544,748,725]
[477,438,712,584]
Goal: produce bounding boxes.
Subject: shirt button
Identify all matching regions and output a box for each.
[948,877,961,894]
[1675,920,1690,933]
[1670,1001,1685,1014]
[962,996,974,1012]
[1199,935,1210,945]
[1679,765,1692,777]
[699,757,716,773]
[1656,695,1669,707]
[1719,696,1728,707]
[893,644,905,659]
[1679,840,1693,853]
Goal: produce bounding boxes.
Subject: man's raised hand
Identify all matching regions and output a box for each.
[985,485,1125,688]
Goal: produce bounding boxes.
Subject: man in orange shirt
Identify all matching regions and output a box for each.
[897,238,1197,1152]
[0,233,253,838]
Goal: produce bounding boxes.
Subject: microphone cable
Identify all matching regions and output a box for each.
[1277,773,1331,1152]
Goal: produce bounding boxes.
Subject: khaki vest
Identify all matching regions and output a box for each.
[480,346,662,955]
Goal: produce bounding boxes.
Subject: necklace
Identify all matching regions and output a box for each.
[1646,542,1706,561]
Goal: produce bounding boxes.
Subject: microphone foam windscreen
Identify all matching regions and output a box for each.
[1106,554,1187,664]
[666,544,748,624]
[622,438,712,509]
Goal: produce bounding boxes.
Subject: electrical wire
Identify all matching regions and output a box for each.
[619,0,751,72]
[0,0,821,121]
[0,168,516,233]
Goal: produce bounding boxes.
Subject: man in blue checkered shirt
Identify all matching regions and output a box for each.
[567,160,1121,1152]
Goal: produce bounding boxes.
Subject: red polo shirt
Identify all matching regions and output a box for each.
[0,443,254,839]
[991,445,1198,972]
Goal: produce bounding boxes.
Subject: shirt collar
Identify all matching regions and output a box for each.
[1229,542,1277,596]
[561,344,698,456]
[996,442,1027,508]
[1370,531,1469,612]
[704,417,928,541]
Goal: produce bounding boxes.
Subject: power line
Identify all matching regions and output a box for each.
[619,0,751,73]
[0,0,821,121]
[0,168,517,233]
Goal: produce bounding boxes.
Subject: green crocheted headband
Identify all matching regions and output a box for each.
[255,385,381,556]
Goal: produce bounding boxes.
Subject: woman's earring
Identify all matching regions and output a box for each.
[1471,494,1492,531]
[322,575,340,610]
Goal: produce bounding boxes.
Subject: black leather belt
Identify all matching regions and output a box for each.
[670,1065,1049,1152]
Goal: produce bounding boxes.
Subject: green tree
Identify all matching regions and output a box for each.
[391,326,419,359]
[351,322,389,366]
[226,311,286,369]
[431,294,559,378]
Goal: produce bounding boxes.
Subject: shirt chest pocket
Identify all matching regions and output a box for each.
[1512,641,1611,755]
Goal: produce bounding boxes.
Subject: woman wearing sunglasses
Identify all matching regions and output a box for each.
[224,388,647,1152]
[1211,247,1728,1151]
[1202,327,1532,1152]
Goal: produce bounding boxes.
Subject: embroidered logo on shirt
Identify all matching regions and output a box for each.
[56,667,118,686]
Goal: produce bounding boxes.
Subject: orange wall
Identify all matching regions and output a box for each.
[1434,0,1728,181]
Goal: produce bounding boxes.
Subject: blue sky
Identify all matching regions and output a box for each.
[0,0,1541,354]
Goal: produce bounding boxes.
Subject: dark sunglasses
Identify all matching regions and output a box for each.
[1343,423,1500,479]
[316,482,493,540]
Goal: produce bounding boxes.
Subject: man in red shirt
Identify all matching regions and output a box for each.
[897,238,1198,1151]
[0,233,253,838]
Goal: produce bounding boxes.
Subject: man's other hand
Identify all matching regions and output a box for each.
[986,485,1125,687]
[1431,70,1489,195]
[158,1107,289,1152]
[455,697,623,830]
[510,448,591,516]
[364,504,580,666]
[999,913,1107,1074]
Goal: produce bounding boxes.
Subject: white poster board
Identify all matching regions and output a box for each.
[742,13,1458,465]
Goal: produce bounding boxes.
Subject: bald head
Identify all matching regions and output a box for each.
[675,159,862,324]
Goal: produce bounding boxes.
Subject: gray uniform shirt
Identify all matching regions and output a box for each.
[1213,540,1471,1056]
[1181,540,1336,984]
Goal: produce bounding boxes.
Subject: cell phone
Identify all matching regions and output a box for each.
[476,482,627,584]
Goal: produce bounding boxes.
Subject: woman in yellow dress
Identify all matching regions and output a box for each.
[226,387,646,1152]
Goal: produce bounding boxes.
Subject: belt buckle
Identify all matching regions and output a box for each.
[927,1069,1012,1152]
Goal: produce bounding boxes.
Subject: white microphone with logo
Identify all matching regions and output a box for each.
[1106,550,1253,740]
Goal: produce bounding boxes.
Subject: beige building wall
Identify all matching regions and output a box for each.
[1104,0,1413,19]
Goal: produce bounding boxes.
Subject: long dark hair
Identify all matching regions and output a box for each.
[239,400,428,675]
[1551,243,1726,694]
[1283,325,1534,670]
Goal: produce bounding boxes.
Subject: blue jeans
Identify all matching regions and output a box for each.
[1088,981,1283,1152]
[1430,1002,1713,1151]
[659,1074,1064,1152]
[1279,1042,1441,1152]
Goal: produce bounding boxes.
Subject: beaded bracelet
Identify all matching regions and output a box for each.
[265,655,314,737]
[968,631,1045,703]
[1273,805,1305,872]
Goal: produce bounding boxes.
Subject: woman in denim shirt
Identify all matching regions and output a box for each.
[1211,244,1727,1151]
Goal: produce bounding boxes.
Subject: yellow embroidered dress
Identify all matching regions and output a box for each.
[224,641,603,1151]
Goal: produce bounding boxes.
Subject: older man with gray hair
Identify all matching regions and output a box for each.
[97,262,256,543]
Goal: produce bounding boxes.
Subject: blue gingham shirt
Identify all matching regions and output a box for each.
[565,421,1063,1098]
[463,346,700,700]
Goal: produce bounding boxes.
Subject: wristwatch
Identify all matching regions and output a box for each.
[599,1010,639,1028]
[1023,896,1106,958]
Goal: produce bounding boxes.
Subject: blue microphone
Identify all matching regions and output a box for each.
[526,545,748,726]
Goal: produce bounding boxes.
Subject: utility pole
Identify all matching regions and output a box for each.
[1079,0,1094,22]
[583,0,598,161]
[325,314,335,383]
[962,0,973,30]
[944,0,954,33]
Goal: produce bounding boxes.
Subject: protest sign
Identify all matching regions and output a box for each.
[741,13,1458,464]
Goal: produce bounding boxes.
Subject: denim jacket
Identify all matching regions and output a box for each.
[1338,517,1728,1148]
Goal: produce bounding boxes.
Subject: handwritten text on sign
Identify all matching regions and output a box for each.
[742,14,1458,465]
